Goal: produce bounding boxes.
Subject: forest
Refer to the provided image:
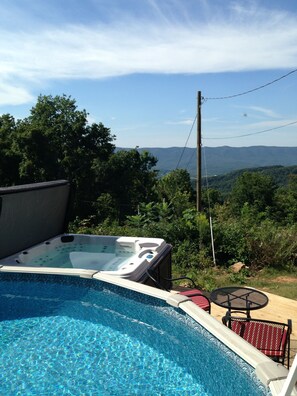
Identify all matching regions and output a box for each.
[1,95,296,290]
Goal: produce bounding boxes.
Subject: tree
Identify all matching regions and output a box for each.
[229,172,277,215]
[155,169,195,216]
[93,149,158,220]
[1,95,160,221]
[0,114,21,186]
[16,94,115,216]
[275,174,297,224]
[201,188,223,212]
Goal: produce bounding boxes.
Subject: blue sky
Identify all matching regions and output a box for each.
[0,0,297,148]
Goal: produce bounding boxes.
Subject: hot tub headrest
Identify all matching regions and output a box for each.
[0,180,70,259]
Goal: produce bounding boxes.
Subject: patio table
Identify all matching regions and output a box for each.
[210,286,269,320]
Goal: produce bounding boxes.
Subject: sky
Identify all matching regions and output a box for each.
[0,0,297,148]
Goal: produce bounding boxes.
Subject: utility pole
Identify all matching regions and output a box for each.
[196,91,202,212]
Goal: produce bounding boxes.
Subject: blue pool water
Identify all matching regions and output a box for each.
[0,274,269,396]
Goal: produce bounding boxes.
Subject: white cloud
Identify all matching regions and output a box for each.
[205,117,297,139]
[165,118,194,125]
[244,118,297,131]
[247,106,280,119]
[233,105,281,119]
[0,1,297,105]
[0,79,34,106]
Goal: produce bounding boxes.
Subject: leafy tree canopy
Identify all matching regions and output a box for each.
[155,169,194,215]
[16,94,115,183]
[230,171,277,215]
[0,114,20,185]
[93,149,158,220]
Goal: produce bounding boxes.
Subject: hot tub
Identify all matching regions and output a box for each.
[0,181,171,284]
[0,234,172,282]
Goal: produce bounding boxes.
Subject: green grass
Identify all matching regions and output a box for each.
[173,266,297,300]
[246,268,297,300]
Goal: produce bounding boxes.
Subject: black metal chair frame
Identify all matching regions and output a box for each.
[146,269,211,313]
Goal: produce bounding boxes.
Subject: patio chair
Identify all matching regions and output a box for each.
[146,269,211,313]
[222,313,292,368]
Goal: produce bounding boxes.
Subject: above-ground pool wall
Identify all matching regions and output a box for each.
[0,180,71,260]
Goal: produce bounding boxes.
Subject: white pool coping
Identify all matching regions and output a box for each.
[0,266,296,395]
[92,272,296,396]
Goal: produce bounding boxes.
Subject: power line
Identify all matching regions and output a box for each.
[204,119,297,140]
[175,98,207,170]
[175,69,297,170]
[185,146,196,170]
[175,115,197,169]
[204,68,297,100]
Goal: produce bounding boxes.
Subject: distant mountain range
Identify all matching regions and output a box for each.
[135,146,297,177]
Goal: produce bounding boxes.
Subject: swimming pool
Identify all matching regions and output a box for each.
[0,234,172,282]
[0,273,270,396]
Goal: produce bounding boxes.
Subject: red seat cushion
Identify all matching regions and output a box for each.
[231,321,287,358]
[179,289,210,311]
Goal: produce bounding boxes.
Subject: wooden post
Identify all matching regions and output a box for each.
[196,91,202,212]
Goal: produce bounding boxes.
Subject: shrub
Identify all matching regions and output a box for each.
[246,222,297,269]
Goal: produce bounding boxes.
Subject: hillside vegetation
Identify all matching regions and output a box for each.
[205,165,297,195]
[1,95,296,296]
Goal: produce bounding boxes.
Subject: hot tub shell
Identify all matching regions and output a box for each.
[0,233,172,282]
